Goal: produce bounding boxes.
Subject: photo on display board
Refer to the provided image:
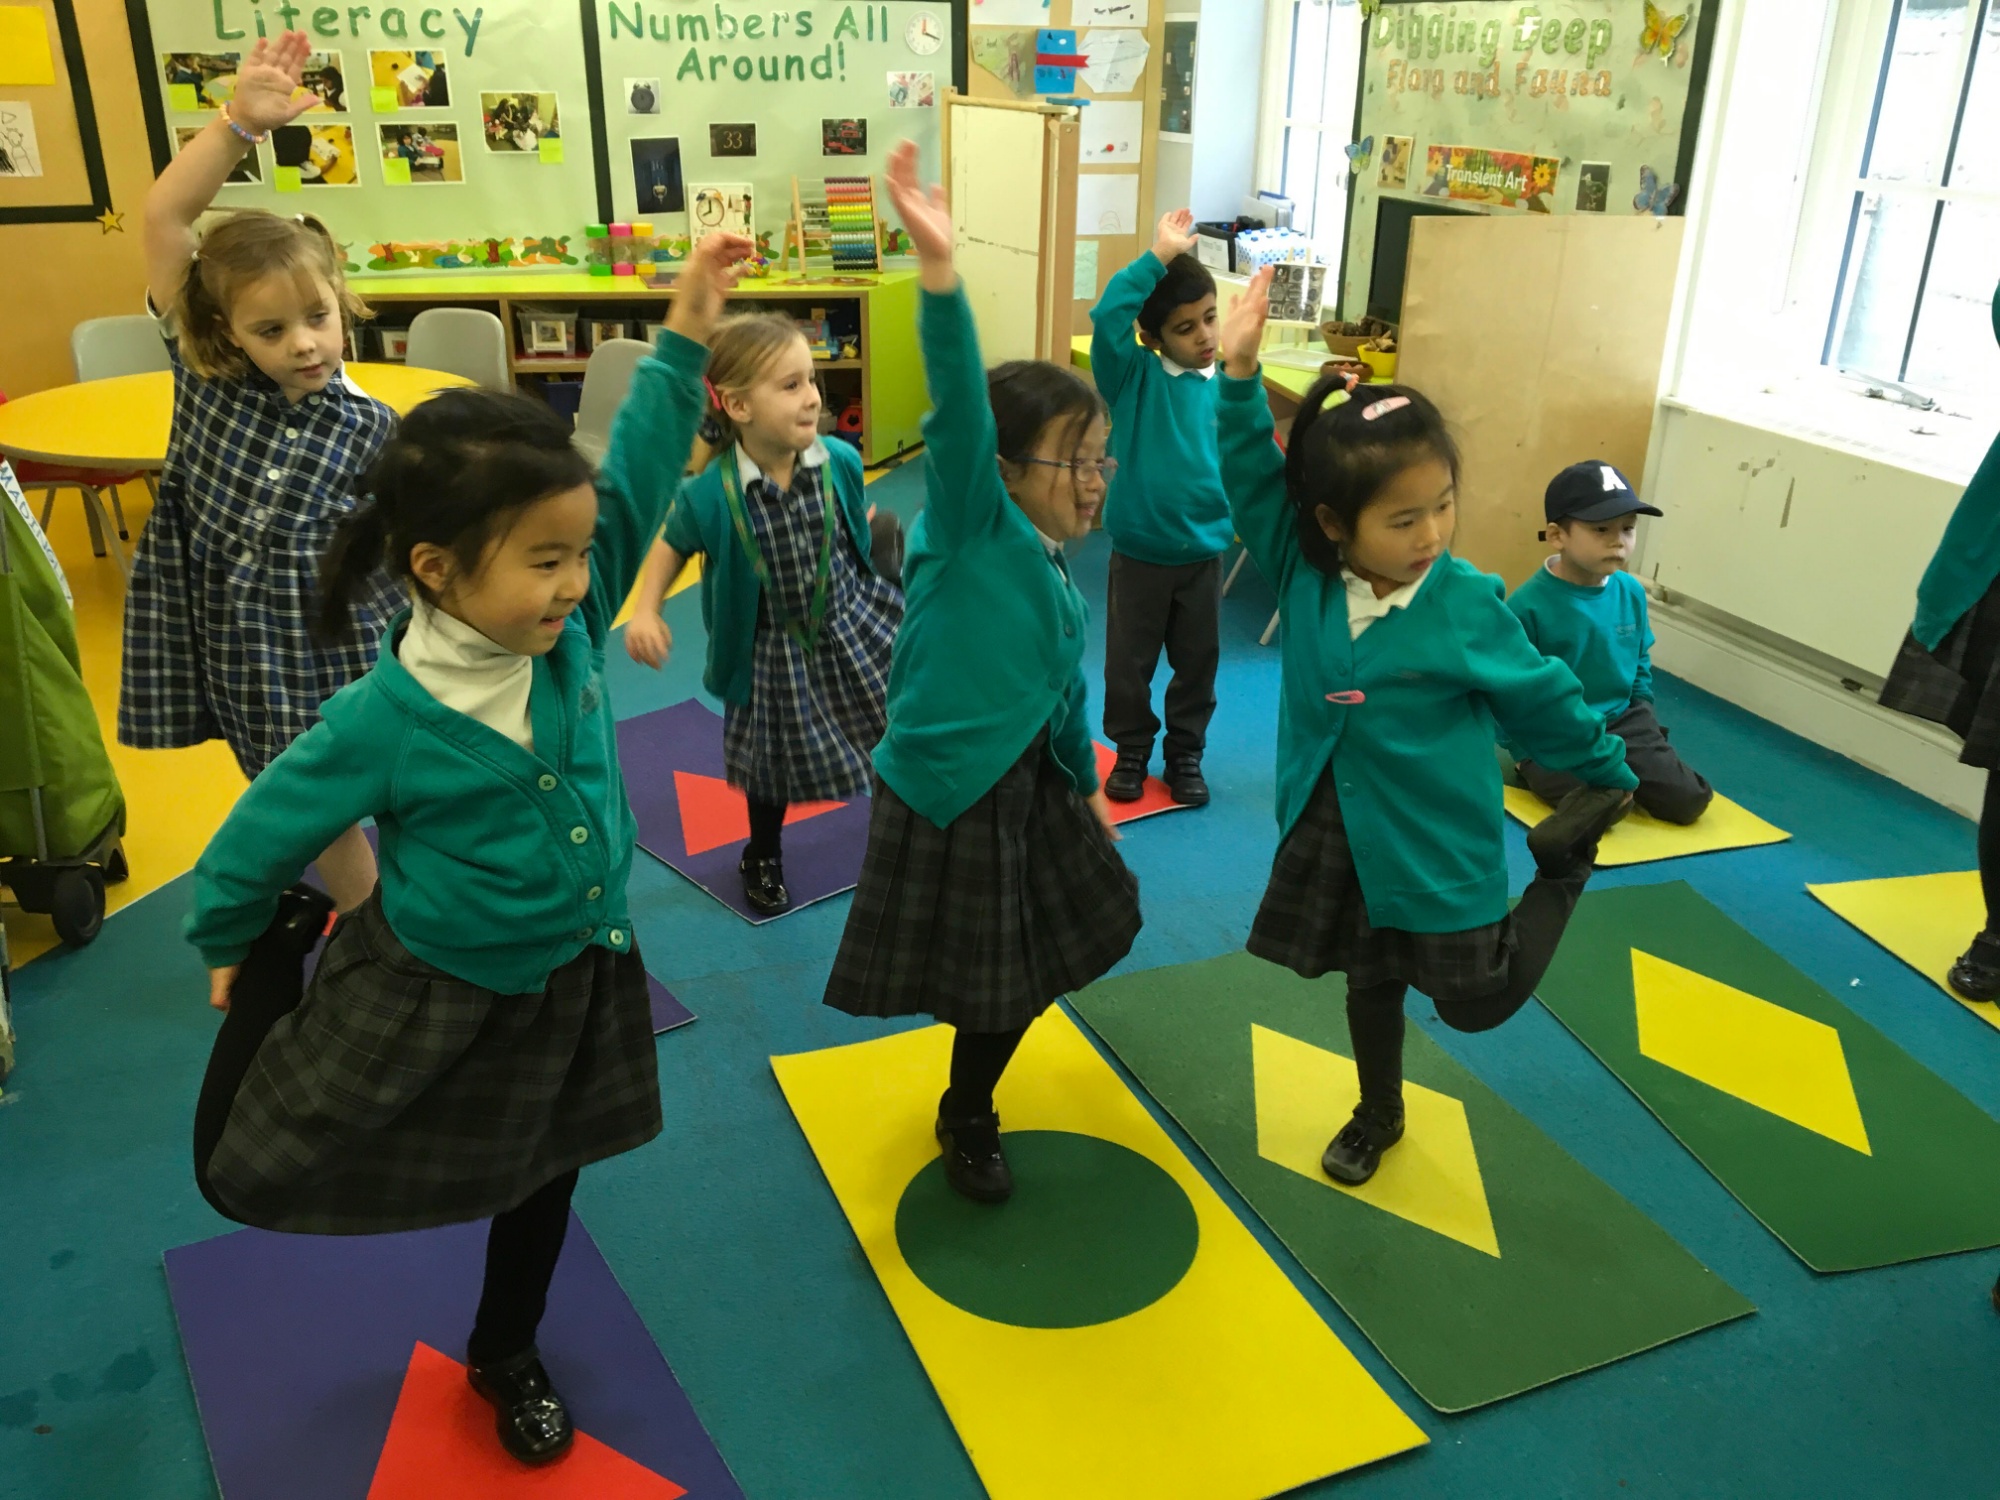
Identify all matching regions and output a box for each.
[631,136,685,214]
[1575,161,1611,213]
[886,71,935,108]
[176,124,261,182]
[689,183,754,242]
[1378,135,1412,191]
[626,77,661,114]
[378,122,463,184]
[823,117,867,155]
[709,122,756,157]
[481,91,559,151]
[298,52,345,112]
[272,123,359,185]
[0,102,44,177]
[161,52,239,110]
[371,50,450,108]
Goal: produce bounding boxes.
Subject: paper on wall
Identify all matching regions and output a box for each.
[0,99,43,177]
[0,7,54,86]
[968,0,1052,24]
[1081,29,1150,95]
[1076,171,1139,236]
[1079,99,1143,164]
[1073,237,1100,300]
[1076,0,1148,24]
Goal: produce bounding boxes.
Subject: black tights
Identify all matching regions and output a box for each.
[746,797,787,861]
[467,1169,579,1366]
[943,1024,1029,1120]
[1981,772,2000,934]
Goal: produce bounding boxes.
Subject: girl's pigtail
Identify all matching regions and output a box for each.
[316,499,390,643]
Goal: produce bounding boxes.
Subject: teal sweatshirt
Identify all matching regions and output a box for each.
[662,438,880,706]
[1089,250,1233,566]
[1912,286,2000,650]
[184,329,710,993]
[872,283,1099,827]
[1216,365,1635,935]
[1506,563,1654,721]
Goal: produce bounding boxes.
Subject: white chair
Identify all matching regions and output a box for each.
[404,308,512,392]
[70,315,171,383]
[570,339,653,466]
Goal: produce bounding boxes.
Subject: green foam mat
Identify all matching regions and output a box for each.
[1071,951,1754,1412]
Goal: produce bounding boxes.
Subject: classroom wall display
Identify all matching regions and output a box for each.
[174,123,260,182]
[625,76,660,113]
[689,181,754,242]
[1341,0,1717,320]
[823,116,867,155]
[481,90,559,152]
[1158,17,1193,136]
[274,121,359,185]
[1079,97,1142,163]
[632,135,684,213]
[2,101,45,176]
[0,0,111,221]
[369,49,450,109]
[709,121,757,156]
[298,51,346,110]
[969,26,1035,97]
[378,121,463,184]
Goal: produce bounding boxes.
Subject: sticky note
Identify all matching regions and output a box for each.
[371,86,397,112]
[539,136,563,164]
[381,157,411,184]
[169,82,200,112]
[273,166,302,193]
[0,7,55,86]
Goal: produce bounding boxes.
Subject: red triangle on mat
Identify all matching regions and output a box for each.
[366,1343,687,1500]
[1093,742,1185,824]
[671,771,846,857]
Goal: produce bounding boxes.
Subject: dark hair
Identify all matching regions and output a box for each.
[987,359,1105,468]
[317,388,592,641]
[1283,379,1460,575]
[1138,253,1217,338]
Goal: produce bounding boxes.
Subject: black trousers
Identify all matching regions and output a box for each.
[193,895,579,1367]
[1520,699,1713,826]
[1103,552,1222,762]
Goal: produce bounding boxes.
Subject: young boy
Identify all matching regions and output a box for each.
[1089,209,1230,806]
[1509,461,1714,825]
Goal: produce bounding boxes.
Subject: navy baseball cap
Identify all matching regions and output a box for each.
[1544,461,1662,524]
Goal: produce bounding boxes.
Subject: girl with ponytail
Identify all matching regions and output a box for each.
[125,30,393,912]
[1214,264,1636,1189]
[182,229,758,1469]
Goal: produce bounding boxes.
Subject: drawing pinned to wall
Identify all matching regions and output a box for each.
[626,77,660,114]
[632,136,684,214]
[1073,236,1100,301]
[1576,160,1611,212]
[709,122,757,157]
[1080,29,1149,94]
[378,122,463,185]
[273,123,359,186]
[1379,135,1412,190]
[887,71,936,108]
[690,182,754,242]
[297,52,346,113]
[370,51,449,110]
[0,99,42,177]
[482,91,559,152]
[1033,28,1082,93]
[823,117,868,156]
[1077,0,1147,22]
[1076,171,1139,235]
[176,124,258,182]
[161,52,238,111]
[969,0,1052,23]
[1079,100,1143,164]
[970,27,1037,99]
[1160,19,1195,135]
[0,7,55,87]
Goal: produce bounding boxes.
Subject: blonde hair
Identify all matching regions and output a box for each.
[704,312,811,449]
[176,210,371,380]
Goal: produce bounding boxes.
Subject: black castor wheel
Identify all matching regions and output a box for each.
[49,865,105,948]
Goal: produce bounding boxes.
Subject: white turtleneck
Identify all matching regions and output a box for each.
[397,600,535,751]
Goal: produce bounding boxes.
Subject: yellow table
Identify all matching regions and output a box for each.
[0,363,474,472]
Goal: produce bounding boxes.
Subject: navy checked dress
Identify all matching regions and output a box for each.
[720,447,902,802]
[119,323,400,779]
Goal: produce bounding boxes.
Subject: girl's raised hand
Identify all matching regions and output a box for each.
[665,231,755,343]
[230,31,319,136]
[1220,264,1274,380]
[884,140,954,288]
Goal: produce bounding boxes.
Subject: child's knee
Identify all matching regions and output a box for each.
[1638,778,1712,826]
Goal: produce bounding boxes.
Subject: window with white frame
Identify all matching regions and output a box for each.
[1826,0,2000,406]
[1258,0,1363,249]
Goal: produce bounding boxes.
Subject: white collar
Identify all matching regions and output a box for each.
[734,438,828,487]
[398,600,535,750]
[1032,523,1063,555]
[1544,555,1611,588]
[1161,354,1218,381]
[1343,564,1430,622]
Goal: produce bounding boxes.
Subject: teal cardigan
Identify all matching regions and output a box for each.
[872,283,1099,827]
[1912,287,2000,650]
[661,437,880,705]
[1217,366,1635,934]
[185,329,711,993]
[1507,564,1654,721]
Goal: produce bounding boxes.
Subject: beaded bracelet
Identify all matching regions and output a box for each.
[223,110,268,146]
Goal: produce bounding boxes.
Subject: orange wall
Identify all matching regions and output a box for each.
[0,1,156,398]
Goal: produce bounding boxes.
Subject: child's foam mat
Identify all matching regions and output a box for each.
[616,700,871,923]
[1502,785,1789,866]
[770,1011,1427,1499]
[1069,952,1754,1412]
[1808,871,2000,1033]
[1535,881,2000,1271]
[1091,744,1190,825]
[648,973,695,1035]
[163,1217,741,1500]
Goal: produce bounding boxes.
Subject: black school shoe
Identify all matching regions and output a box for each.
[739,854,790,915]
[467,1347,574,1465]
[1321,1103,1406,1185]
[1525,785,1632,877]
[1949,932,2000,1002]
[935,1101,1014,1203]
[1166,755,1210,807]
[1104,750,1150,803]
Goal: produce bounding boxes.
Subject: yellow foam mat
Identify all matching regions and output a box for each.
[1808,871,2000,1033]
[1503,785,1790,867]
[772,1011,1426,1499]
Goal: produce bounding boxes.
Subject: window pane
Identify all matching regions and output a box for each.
[1289,0,1331,126]
[1905,201,2000,400]
[1864,0,1970,184]
[1310,127,1348,245]
[1288,127,1323,239]
[1832,191,1935,376]
[1945,3,2000,188]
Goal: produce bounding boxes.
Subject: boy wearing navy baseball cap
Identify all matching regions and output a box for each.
[1507,461,1713,825]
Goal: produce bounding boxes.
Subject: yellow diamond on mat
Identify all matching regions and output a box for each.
[1252,1024,1500,1257]
[1631,950,1871,1154]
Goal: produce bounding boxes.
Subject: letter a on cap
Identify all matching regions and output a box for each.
[1601,464,1625,491]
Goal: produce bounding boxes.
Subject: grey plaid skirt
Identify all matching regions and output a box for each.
[1249,768,1517,1000]
[206,895,661,1235]
[824,731,1142,1032]
[1880,580,2000,768]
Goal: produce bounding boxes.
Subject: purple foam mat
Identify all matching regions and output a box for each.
[615,700,871,924]
[649,973,695,1035]
[164,1217,742,1500]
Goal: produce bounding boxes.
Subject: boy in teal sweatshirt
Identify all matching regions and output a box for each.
[1089,209,1230,807]
[1509,461,1713,825]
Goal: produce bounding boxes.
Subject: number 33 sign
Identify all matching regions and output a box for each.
[709,123,757,157]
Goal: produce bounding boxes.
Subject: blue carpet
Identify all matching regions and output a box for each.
[5,462,1999,1497]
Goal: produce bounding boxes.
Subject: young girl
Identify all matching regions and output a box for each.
[623,316,903,914]
[1216,266,1635,1187]
[186,231,755,1467]
[127,31,387,913]
[821,143,1141,1204]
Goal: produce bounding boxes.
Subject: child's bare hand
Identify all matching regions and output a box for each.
[624,613,673,670]
[1088,790,1123,842]
[1152,208,1198,263]
[666,232,755,343]
[231,32,319,135]
[208,965,241,1012]
[1220,265,1274,379]
[884,140,953,271]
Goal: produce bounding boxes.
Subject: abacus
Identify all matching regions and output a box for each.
[784,174,885,274]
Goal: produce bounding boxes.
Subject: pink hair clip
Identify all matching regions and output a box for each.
[1326,690,1366,705]
[1360,396,1410,422]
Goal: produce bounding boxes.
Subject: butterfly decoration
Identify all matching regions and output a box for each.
[1345,135,1374,173]
[1633,165,1680,216]
[1358,0,1384,15]
[1641,1,1689,61]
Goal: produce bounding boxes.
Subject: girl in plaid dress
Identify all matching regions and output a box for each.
[1215,266,1635,1188]
[128,31,398,912]
[624,317,903,915]
[185,233,756,1469]
[822,143,1142,1205]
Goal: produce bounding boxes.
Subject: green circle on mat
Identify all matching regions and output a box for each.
[894,1130,1200,1329]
